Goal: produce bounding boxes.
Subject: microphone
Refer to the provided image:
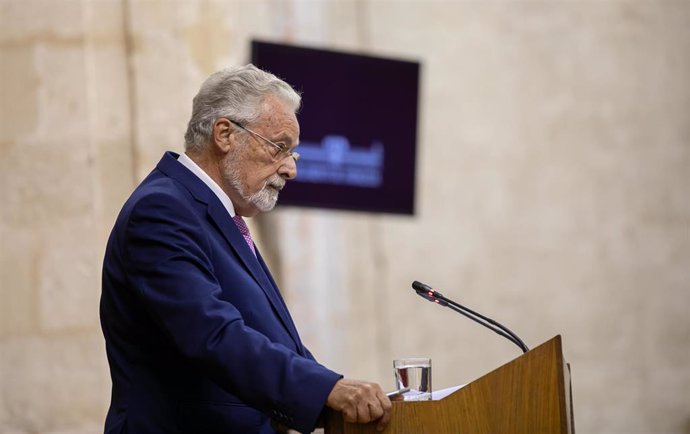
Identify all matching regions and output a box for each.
[412,281,529,353]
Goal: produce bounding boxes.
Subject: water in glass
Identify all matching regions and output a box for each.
[394,361,432,401]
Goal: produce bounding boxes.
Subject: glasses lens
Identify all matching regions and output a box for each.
[273,145,295,162]
[238,122,296,162]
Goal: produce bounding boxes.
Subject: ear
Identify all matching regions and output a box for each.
[212,118,234,153]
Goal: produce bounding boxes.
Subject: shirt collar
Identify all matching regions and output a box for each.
[177,152,236,217]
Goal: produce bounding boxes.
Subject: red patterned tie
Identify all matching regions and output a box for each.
[232,215,256,256]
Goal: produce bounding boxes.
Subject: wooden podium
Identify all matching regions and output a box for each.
[324,336,574,434]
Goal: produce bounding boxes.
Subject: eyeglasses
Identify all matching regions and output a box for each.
[229,119,300,162]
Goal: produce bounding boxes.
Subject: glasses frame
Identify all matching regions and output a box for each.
[229,119,300,162]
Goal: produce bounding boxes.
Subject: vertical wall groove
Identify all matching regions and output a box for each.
[121,0,139,186]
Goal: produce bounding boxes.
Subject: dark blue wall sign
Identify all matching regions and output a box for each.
[251,40,420,215]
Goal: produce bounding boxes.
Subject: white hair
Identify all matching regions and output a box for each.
[184,64,301,152]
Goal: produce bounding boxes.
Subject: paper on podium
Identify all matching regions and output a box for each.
[431,385,465,400]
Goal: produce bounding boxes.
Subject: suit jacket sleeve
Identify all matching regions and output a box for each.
[119,189,341,433]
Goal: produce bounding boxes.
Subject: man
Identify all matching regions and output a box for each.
[100,65,392,434]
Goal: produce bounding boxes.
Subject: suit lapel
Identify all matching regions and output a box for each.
[206,201,303,350]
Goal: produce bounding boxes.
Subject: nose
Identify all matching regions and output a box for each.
[278,156,297,180]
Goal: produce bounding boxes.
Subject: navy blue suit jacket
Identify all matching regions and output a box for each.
[100,152,341,434]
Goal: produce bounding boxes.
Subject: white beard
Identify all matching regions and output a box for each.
[246,178,282,212]
[223,156,285,212]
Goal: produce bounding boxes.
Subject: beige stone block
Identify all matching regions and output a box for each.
[1,5,95,147]
[0,143,93,228]
[0,46,40,145]
[33,44,90,143]
[0,228,40,337]
[37,218,101,332]
[44,426,104,434]
[0,332,109,432]
[96,138,136,225]
[81,44,131,144]
[82,0,126,38]
[176,0,237,75]
[0,0,85,42]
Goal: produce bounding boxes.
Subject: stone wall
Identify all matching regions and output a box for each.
[1,1,688,433]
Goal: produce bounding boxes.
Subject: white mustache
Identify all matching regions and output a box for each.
[266,176,286,191]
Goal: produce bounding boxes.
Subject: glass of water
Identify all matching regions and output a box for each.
[393,357,432,401]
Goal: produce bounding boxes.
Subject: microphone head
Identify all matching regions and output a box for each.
[412,283,449,306]
[412,281,432,292]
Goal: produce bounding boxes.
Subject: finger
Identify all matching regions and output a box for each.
[357,400,371,423]
[376,392,393,431]
[342,405,357,423]
[377,389,392,410]
[368,400,384,420]
[376,405,392,432]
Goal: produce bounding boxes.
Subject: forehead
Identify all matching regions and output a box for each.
[255,94,300,137]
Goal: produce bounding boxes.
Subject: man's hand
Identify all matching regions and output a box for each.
[326,378,392,432]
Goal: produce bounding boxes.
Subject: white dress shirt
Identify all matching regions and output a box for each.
[177,152,236,217]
